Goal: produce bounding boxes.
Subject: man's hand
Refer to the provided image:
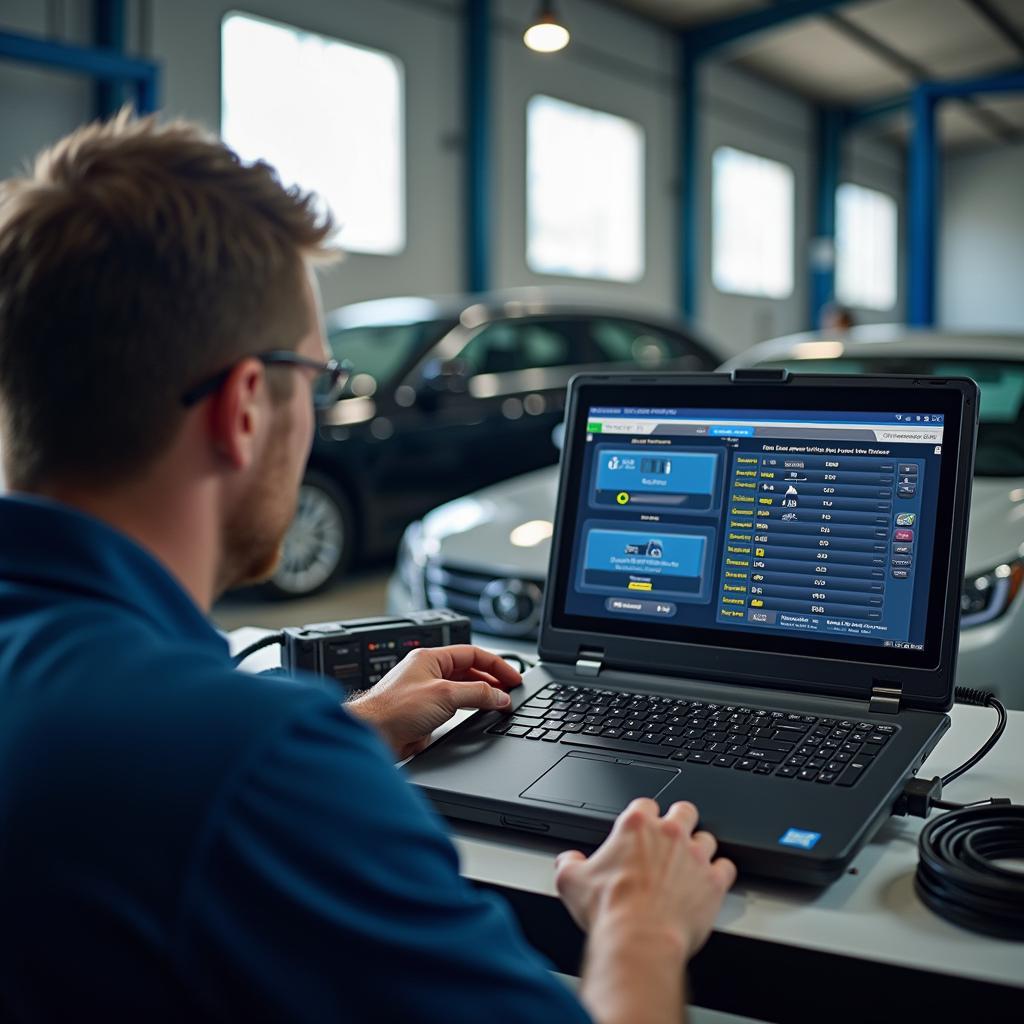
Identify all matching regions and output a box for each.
[556,799,736,1024]
[347,645,521,760]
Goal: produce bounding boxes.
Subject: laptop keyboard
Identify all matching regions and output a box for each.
[487,683,897,787]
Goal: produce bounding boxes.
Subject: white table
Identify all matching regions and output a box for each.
[229,630,1023,1020]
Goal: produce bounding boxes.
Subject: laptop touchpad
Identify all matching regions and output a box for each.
[521,751,679,814]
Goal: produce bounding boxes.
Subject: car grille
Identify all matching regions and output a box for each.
[424,559,544,639]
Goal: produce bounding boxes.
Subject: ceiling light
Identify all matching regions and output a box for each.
[524,3,570,53]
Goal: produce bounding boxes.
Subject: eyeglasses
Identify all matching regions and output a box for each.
[181,350,351,410]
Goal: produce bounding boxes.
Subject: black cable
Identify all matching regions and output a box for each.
[895,686,1024,938]
[231,632,285,666]
[496,652,537,673]
[942,686,1007,788]
[915,803,1024,940]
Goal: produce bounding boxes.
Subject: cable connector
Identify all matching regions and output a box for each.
[893,775,943,818]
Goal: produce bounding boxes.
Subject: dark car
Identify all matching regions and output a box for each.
[269,291,719,598]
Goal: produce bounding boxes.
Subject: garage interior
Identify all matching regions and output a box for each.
[1,0,1023,1019]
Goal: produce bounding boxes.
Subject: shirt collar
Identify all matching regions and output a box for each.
[0,493,228,656]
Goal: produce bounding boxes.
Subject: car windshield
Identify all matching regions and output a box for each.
[326,321,446,388]
[756,356,1024,478]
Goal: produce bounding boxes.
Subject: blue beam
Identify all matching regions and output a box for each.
[94,0,126,118]
[465,0,490,294]
[810,107,845,329]
[908,86,937,327]
[923,67,1024,99]
[847,93,909,127]
[684,0,854,57]
[679,37,699,321]
[0,30,157,84]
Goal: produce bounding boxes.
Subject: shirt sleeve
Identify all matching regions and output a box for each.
[176,699,593,1024]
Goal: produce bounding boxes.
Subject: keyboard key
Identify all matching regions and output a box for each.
[713,755,736,768]
[867,733,890,745]
[489,721,511,735]
[542,730,563,742]
[797,768,818,781]
[561,733,671,759]
[685,739,707,750]
[687,751,713,764]
[745,749,785,763]
[734,758,756,771]
[836,760,868,785]
[874,724,896,734]
[583,725,604,736]
[506,725,530,737]
[808,758,827,769]
[660,736,684,747]
[749,738,793,752]
[816,772,837,784]
[861,743,883,758]
[602,728,623,738]
[562,722,583,733]
[753,762,774,774]
[776,765,798,777]
[526,728,546,740]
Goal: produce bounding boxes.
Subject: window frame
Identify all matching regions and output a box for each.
[220,10,406,257]
[525,94,646,284]
[710,145,796,300]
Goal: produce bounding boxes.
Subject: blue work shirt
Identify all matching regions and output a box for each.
[0,495,591,1022]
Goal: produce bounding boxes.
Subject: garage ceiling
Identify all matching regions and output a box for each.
[606,0,1024,150]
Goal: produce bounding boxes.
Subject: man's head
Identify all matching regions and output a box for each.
[0,110,337,595]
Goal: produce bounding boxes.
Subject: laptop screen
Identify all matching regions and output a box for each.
[551,381,968,669]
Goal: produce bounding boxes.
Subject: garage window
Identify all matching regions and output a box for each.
[221,12,404,256]
[712,146,794,299]
[835,183,898,311]
[526,95,644,282]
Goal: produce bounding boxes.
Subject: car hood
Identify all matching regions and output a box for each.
[424,466,559,579]
[424,469,1024,584]
[964,477,1024,575]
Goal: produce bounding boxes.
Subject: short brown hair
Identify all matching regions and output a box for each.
[0,109,335,490]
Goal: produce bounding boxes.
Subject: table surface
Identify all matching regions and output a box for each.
[227,629,1024,989]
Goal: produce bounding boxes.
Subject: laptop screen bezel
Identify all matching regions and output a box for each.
[539,372,978,712]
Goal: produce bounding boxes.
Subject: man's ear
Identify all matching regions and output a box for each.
[207,357,267,470]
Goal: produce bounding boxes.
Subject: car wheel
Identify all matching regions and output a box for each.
[265,472,354,599]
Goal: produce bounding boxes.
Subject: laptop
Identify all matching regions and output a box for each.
[405,370,978,884]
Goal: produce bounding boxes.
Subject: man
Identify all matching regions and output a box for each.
[0,112,734,1022]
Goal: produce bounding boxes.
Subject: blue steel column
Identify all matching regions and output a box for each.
[908,84,937,327]
[465,0,490,294]
[811,106,844,328]
[679,36,699,321]
[93,0,125,117]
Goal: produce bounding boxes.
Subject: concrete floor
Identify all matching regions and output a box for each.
[211,569,392,633]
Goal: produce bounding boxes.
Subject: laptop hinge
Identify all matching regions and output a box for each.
[575,648,604,677]
[869,685,902,715]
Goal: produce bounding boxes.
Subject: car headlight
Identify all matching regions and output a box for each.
[961,559,1024,628]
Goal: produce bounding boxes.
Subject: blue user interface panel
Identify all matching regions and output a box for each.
[564,407,946,650]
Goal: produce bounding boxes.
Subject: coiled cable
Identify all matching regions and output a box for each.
[915,803,1024,939]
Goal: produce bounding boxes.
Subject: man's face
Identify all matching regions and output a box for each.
[217,269,327,594]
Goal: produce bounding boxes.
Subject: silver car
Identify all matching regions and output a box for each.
[389,328,1024,708]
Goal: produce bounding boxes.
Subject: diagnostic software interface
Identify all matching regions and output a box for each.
[564,406,946,650]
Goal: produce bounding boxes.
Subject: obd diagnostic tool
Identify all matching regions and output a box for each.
[280,611,471,691]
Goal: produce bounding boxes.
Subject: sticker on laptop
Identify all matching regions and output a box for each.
[779,828,821,850]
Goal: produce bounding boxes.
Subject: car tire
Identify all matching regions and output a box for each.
[263,471,355,599]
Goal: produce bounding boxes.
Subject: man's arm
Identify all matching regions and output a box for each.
[177,695,591,1023]
[557,799,736,1024]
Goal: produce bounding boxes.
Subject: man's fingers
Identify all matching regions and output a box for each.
[712,856,738,892]
[664,800,699,835]
[555,849,587,870]
[466,667,501,687]
[431,645,523,690]
[442,679,512,711]
[691,829,718,861]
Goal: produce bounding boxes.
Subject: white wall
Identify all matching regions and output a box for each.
[940,143,1024,333]
[0,0,907,354]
